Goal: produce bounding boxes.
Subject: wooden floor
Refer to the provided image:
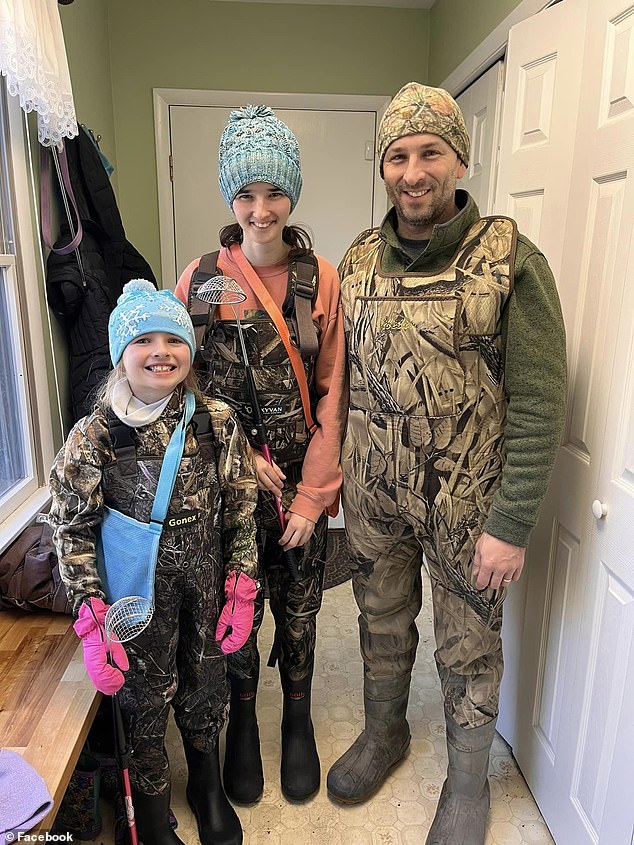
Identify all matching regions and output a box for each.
[0,609,100,830]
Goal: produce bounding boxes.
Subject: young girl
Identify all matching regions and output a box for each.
[49,280,259,845]
[175,105,348,803]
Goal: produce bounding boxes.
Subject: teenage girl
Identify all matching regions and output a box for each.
[175,105,348,802]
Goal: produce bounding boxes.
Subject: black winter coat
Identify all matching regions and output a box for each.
[46,128,156,423]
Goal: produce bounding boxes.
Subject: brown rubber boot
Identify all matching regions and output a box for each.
[425,716,497,845]
[326,674,411,804]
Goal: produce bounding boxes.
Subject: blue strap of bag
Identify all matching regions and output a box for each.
[149,390,196,527]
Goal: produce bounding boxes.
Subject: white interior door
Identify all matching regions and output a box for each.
[456,60,505,215]
[167,103,383,284]
[496,1,634,843]
[535,0,634,841]
[493,0,588,751]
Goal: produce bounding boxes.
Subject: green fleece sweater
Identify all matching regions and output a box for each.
[377,191,567,547]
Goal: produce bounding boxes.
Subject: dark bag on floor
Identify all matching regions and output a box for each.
[0,521,71,614]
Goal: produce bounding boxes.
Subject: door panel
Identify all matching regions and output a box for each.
[494,0,588,754]
[456,61,504,214]
[496,0,634,842]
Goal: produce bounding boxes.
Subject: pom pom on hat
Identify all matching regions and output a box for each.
[108,279,196,366]
[218,104,302,210]
[378,82,470,175]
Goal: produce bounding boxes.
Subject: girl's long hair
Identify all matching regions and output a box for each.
[94,362,203,411]
[219,222,314,258]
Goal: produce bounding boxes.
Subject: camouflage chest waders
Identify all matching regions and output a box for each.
[198,310,328,681]
[341,217,517,729]
[103,420,228,795]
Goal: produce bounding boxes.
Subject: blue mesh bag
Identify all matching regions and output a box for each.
[96,391,196,605]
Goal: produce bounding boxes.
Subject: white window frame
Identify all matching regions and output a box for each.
[0,86,60,550]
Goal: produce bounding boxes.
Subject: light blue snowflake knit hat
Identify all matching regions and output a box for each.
[218,104,303,211]
[108,279,196,365]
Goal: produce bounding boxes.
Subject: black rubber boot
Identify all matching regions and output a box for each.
[327,674,411,804]
[223,672,264,804]
[183,739,243,845]
[425,716,497,845]
[280,666,320,800]
[132,789,185,845]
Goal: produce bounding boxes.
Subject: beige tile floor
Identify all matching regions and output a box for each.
[157,575,555,845]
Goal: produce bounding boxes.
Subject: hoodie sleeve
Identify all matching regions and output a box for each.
[288,256,349,522]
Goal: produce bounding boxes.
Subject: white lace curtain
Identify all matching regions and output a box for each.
[0,0,77,147]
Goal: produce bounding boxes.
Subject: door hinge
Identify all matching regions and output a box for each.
[169,154,174,182]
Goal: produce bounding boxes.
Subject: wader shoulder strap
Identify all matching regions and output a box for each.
[187,251,220,354]
[105,401,214,480]
[191,404,214,446]
[282,253,319,361]
[229,243,318,435]
[105,416,137,479]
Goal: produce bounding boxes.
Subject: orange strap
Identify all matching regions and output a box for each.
[229,244,318,434]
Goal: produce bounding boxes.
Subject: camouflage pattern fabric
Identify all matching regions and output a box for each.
[119,539,229,794]
[340,217,517,729]
[228,461,328,683]
[49,391,259,791]
[377,82,470,172]
[198,311,319,467]
[198,314,327,682]
[49,392,259,611]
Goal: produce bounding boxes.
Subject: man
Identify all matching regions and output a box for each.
[326,82,567,845]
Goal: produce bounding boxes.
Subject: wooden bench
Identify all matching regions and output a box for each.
[0,609,100,830]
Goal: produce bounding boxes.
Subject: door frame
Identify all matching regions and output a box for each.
[153,88,390,289]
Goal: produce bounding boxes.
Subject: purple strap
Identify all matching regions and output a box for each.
[40,143,83,254]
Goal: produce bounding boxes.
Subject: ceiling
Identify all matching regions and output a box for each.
[211,0,436,7]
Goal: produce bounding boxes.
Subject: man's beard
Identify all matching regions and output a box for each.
[387,181,456,232]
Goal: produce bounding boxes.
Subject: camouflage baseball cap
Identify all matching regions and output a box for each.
[378,82,470,174]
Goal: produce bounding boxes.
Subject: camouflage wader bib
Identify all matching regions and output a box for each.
[103,417,228,795]
[198,307,328,682]
[341,217,517,728]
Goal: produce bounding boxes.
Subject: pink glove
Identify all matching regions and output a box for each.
[73,597,129,695]
[215,572,259,655]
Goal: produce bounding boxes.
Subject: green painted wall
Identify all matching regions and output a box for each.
[59,0,117,182]
[106,0,429,283]
[429,0,524,85]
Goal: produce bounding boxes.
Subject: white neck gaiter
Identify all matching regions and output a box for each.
[111,378,173,428]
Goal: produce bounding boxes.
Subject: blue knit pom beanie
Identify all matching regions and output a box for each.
[108,279,196,365]
[218,104,302,211]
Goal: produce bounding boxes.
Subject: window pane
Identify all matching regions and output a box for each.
[0,266,28,498]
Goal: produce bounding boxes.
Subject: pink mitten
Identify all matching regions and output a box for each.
[215,572,259,655]
[73,597,129,695]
